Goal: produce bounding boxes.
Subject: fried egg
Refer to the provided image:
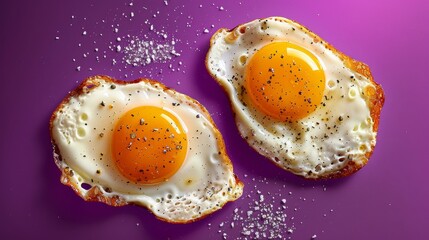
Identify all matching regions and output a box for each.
[206,17,384,179]
[50,76,243,223]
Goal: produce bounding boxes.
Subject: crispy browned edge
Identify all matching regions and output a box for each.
[205,17,385,179]
[49,75,244,224]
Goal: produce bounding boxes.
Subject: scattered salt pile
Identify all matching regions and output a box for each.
[121,36,180,67]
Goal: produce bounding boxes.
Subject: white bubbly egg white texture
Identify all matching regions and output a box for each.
[50,76,243,223]
[206,17,380,178]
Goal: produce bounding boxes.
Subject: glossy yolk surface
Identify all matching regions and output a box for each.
[112,106,188,184]
[245,42,325,121]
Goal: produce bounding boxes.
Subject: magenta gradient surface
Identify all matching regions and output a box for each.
[1,0,428,239]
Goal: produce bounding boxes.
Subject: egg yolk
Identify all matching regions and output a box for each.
[245,42,325,121]
[112,106,188,185]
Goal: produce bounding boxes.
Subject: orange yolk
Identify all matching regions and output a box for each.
[112,106,187,184]
[245,42,325,121]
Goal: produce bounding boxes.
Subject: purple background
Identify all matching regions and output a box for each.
[2,0,428,239]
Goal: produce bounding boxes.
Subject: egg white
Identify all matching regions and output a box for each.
[51,76,243,222]
[206,17,381,178]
